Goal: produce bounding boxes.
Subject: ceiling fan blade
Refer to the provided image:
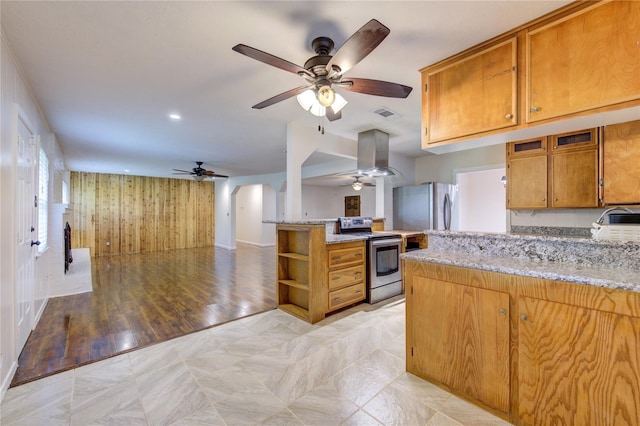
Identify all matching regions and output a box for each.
[326,109,342,122]
[326,19,390,77]
[232,44,313,77]
[252,85,311,109]
[172,169,193,173]
[202,171,229,178]
[338,78,412,98]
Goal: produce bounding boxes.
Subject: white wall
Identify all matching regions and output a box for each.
[215,173,283,250]
[300,184,377,219]
[1,32,67,399]
[416,144,506,184]
[457,168,507,233]
[510,208,604,229]
[235,184,276,247]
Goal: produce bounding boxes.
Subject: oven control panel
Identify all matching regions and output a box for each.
[338,216,373,231]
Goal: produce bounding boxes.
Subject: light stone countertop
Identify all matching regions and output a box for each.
[325,234,369,244]
[264,219,337,225]
[403,230,640,293]
[402,248,640,293]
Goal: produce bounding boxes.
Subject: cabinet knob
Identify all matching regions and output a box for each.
[520,314,528,321]
[505,113,513,120]
[499,309,506,316]
[530,106,541,112]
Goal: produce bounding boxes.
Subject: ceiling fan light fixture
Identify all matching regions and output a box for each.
[193,175,205,182]
[296,89,316,110]
[352,181,363,191]
[297,89,327,117]
[317,85,335,107]
[331,93,348,113]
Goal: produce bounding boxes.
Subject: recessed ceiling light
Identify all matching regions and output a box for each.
[169,113,181,120]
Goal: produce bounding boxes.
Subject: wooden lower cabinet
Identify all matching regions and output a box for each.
[406,260,640,425]
[518,296,640,425]
[406,262,511,416]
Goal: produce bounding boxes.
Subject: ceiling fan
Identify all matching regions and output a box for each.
[172,162,229,181]
[232,19,412,121]
[346,176,375,191]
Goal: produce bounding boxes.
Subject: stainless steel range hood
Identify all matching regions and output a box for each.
[357,129,395,177]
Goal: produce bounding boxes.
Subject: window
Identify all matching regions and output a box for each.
[62,180,69,205]
[38,148,49,253]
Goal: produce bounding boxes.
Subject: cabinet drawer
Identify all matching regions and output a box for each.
[328,246,365,268]
[328,283,365,311]
[328,265,365,290]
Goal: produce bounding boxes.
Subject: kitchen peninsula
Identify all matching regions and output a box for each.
[403,230,640,424]
[272,220,370,323]
[271,219,415,323]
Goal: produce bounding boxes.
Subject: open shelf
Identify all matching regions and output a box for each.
[278,252,309,262]
[278,279,309,291]
[276,225,326,324]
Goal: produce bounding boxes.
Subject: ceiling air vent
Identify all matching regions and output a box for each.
[372,107,400,119]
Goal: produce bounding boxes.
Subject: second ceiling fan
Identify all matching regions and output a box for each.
[232,19,412,121]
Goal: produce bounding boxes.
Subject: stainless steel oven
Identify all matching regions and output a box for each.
[337,217,403,304]
[368,235,402,303]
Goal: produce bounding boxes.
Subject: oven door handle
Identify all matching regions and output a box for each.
[370,238,402,246]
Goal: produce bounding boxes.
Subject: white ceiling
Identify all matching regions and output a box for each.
[1,0,572,182]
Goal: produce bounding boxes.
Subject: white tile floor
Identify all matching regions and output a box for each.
[1,299,512,425]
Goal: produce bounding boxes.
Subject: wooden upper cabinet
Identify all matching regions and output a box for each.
[507,129,599,209]
[422,37,517,146]
[601,120,640,205]
[550,149,599,208]
[507,137,548,209]
[527,1,640,123]
[550,129,599,208]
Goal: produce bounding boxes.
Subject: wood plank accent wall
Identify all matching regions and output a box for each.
[70,172,215,256]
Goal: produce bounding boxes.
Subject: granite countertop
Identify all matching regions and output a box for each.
[325,234,369,244]
[388,230,426,237]
[264,219,337,225]
[402,249,639,292]
[404,230,640,293]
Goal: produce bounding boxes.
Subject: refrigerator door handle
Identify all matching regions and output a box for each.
[443,193,452,230]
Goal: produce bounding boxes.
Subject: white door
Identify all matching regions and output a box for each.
[15,114,37,354]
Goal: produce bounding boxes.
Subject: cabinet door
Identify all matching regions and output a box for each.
[424,37,517,144]
[527,1,640,123]
[602,120,640,205]
[410,276,510,412]
[550,148,598,208]
[507,154,547,209]
[518,297,640,425]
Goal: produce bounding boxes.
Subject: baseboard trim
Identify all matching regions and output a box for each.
[0,360,18,402]
[33,297,48,326]
[214,243,236,251]
[235,240,276,248]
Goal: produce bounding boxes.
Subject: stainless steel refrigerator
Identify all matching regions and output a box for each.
[393,183,457,231]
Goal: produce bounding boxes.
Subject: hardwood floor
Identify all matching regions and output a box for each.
[11,244,276,387]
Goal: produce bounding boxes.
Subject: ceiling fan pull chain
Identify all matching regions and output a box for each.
[318,116,325,135]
